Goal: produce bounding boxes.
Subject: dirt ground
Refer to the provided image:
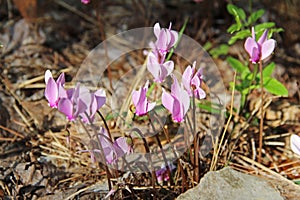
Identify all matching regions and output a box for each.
[0,0,300,199]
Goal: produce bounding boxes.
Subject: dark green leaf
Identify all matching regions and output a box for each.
[227,56,249,73]
[264,77,288,96]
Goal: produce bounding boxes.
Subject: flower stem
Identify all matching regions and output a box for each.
[192,94,199,183]
[258,61,264,163]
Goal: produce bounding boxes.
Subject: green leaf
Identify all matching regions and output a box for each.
[247,9,265,25]
[209,44,229,58]
[227,24,240,34]
[236,8,246,21]
[228,29,251,45]
[146,82,156,97]
[203,41,212,51]
[227,4,239,16]
[197,101,222,114]
[227,4,246,21]
[264,77,288,96]
[227,56,249,73]
[255,22,275,38]
[262,62,275,77]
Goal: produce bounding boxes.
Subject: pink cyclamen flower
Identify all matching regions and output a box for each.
[162,75,190,122]
[244,27,276,63]
[153,22,178,58]
[147,52,174,83]
[156,162,176,184]
[182,61,206,99]
[81,0,90,4]
[57,83,88,121]
[132,80,156,116]
[79,87,106,123]
[99,128,133,164]
[291,134,300,156]
[44,70,66,108]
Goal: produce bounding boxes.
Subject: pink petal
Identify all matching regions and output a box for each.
[56,72,65,85]
[147,52,160,81]
[169,30,178,48]
[45,70,53,84]
[251,27,255,39]
[250,47,260,63]
[58,98,74,121]
[171,75,181,98]
[261,39,276,61]
[162,89,174,114]
[181,89,190,115]
[45,78,58,108]
[154,23,161,39]
[244,37,258,57]
[182,65,193,92]
[147,102,156,113]
[291,134,300,156]
[195,88,206,99]
[258,29,268,46]
[132,89,142,108]
[94,89,106,109]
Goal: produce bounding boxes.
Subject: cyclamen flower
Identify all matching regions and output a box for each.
[291,134,300,156]
[58,84,106,122]
[244,27,276,63]
[44,70,66,108]
[78,87,106,123]
[153,22,178,58]
[57,83,87,121]
[162,75,190,122]
[147,52,174,83]
[156,162,176,184]
[182,61,206,99]
[132,80,156,116]
[99,128,133,164]
[81,0,90,4]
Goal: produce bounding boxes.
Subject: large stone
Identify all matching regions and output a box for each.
[177,167,284,200]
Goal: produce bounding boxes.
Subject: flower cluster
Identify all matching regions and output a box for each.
[44,70,106,123]
[131,23,206,122]
[147,23,178,83]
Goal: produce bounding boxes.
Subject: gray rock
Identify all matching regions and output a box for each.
[177,167,283,200]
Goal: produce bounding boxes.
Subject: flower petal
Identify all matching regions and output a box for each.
[45,77,58,107]
[182,65,193,93]
[244,37,258,58]
[94,89,106,109]
[291,134,300,156]
[261,39,276,61]
[147,52,160,81]
[58,98,74,120]
[154,23,161,39]
[162,89,174,114]
[45,70,53,84]
[258,29,268,46]
[56,72,65,85]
